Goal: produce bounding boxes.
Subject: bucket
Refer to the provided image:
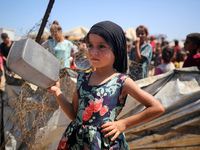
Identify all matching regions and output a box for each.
[6,38,60,89]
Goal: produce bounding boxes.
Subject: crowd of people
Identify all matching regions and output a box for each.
[126,29,200,79]
[0,20,200,149]
[1,21,199,84]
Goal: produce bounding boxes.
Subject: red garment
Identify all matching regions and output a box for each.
[150,41,155,52]
[183,53,200,67]
[70,54,77,69]
[172,45,182,62]
[174,45,181,53]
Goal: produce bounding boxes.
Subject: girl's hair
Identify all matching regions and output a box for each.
[86,21,127,73]
[50,24,62,32]
[187,33,200,49]
[162,46,174,63]
[136,25,149,36]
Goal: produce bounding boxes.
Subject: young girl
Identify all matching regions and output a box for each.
[48,21,164,150]
[154,46,175,76]
[128,25,153,81]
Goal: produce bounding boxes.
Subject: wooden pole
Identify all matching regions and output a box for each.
[35,0,55,43]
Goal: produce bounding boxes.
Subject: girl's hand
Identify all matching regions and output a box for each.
[101,120,127,141]
[47,78,61,94]
[134,37,140,47]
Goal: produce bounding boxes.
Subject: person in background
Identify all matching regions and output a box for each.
[129,25,153,80]
[172,39,181,62]
[48,20,60,40]
[183,33,200,67]
[163,41,169,47]
[126,38,131,74]
[48,20,164,150]
[161,36,165,47]
[154,42,162,67]
[173,50,187,68]
[154,46,175,75]
[0,33,13,78]
[42,24,74,69]
[150,35,156,52]
[65,35,70,40]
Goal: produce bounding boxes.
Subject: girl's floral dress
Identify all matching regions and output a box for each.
[57,72,130,150]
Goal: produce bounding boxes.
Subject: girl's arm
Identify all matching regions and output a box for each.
[48,78,79,121]
[101,77,164,141]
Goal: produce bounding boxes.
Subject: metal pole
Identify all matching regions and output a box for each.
[35,0,55,43]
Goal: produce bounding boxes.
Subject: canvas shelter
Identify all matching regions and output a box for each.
[124,27,137,42]
[63,26,89,40]
[1,67,200,149]
[28,28,51,39]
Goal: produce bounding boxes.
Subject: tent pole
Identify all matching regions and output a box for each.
[35,0,55,43]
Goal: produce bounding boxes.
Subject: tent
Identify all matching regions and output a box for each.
[28,28,51,39]
[125,27,137,42]
[63,26,89,39]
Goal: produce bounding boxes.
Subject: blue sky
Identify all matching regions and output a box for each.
[1,0,200,42]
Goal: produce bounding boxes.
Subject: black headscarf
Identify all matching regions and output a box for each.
[86,21,127,73]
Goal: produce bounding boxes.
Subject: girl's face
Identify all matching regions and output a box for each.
[87,34,115,69]
[184,37,197,52]
[136,29,147,43]
[51,29,62,42]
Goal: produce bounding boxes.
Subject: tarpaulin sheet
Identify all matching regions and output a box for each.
[1,67,200,150]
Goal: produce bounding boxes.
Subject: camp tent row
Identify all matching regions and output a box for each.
[28,26,137,41]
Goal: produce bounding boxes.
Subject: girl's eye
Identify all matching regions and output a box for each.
[87,43,109,50]
[137,33,144,36]
[99,45,106,49]
[87,44,93,48]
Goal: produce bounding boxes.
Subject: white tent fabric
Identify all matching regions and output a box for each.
[1,67,200,149]
[63,26,89,38]
[125,27,137,42]
[28,28,51,38]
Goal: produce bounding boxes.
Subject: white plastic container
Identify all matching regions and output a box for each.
[7,38,60,89]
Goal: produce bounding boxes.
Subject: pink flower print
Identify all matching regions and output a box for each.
[92,98,103,112]
[120,76,126,82]
[58,135,68,149]
[100,105,108,116]
[82,98,106,121]
[83,105,93,121]
[82,125,87,129]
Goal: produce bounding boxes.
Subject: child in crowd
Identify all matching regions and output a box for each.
[183,33,200,67]
[128,25,153,80]
[154,42,162,67]
[48,21,164,149]
[173,50,187,68]
[154,46,175,75]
